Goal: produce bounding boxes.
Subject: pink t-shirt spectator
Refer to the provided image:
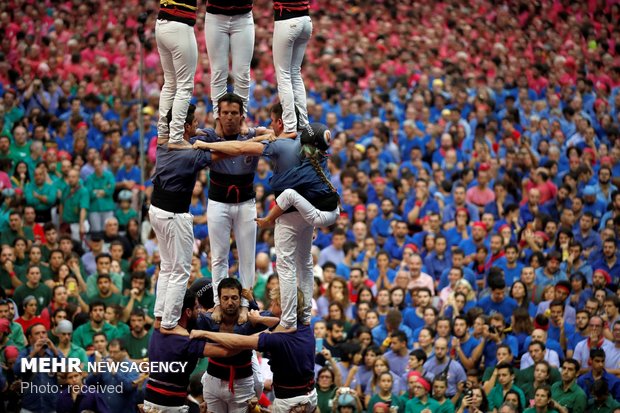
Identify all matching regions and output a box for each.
[466,186,496,207]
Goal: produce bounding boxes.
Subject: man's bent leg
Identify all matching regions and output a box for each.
[276,189,338,227]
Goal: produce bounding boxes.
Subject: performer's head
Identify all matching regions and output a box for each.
[269,103,301,136]
[180,289,199,331]
[166,104,197,140]
[301,123,331,152]
[218,278,242,318]
[217,93,244,136]
[270,287,305,321]
[191,278,214,310]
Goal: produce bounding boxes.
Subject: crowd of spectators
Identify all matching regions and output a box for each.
[1,0,620,412]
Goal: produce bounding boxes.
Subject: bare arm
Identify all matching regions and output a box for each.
[203,343,242,358]
[248,310,280,328]
[191,330,260,350]
[193,140,264,156]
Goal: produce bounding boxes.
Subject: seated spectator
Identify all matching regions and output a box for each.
[577,348,620,401]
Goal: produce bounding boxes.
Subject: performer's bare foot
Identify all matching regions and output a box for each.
[160,324,189,336]
[241,288,254,303]
[211,305,222,323]
[238,306,249,324]
[168,140,193,150]
[154,319,162,329]
[273,324,297,333]
[255,217,275,229]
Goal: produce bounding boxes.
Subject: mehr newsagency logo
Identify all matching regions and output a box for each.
[21,358,188,373]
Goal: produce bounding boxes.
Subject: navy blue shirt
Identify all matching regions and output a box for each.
[257,324,315,389]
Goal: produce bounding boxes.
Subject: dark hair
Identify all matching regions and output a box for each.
[529,340,546,352]
[108,338,127,352]
[503,389,524,412]
[166,103,197,126]
[89,301,106,312]
[217,277,242,297]
[590,348,606,360]
[409,348,428,364]
[217,93,244,115]
[496,362,513,374]
[182,289,197,314]
[562,358,580,371]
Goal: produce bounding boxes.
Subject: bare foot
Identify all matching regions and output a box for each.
[241,289,254,303]
[255,217,274,229]
[211,305,222,323]
[160,324,189,336]
[167,140,193,150]
[273,324,297,333]
[154,319,161,329]
[238,306,249,324]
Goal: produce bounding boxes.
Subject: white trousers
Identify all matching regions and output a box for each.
[155,19,198,144]
[274,212,314,329]
[273,16,312,133]
[276,189,339,227]
[143,401,189,413]
[207,199,256,307]
[205,11,254,118]
[202,373,254,413]
[149,205,194,329]
[272,388,318,413]
[70,221,90,243]
[88,211,114,233]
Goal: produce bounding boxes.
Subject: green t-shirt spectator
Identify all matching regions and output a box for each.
[72,321,118,349]
[369,393,405,413]
[61,185,90,224]
[24,181,57,212]
[488,384,526,411]
[86,272,123,298]
[587,396,620,413]
[85,292,123,308]
[123,329,152,360]
[436,398,455,413]
[8,321,26,350]
[115,208,138,228]
[0,226,34,247]
[120,292,156,319]
[12,282,52,310]
[516,365,562,389]
[85,170,116,212]
[10,141,30,160]
[405,396,439,413]
[550,381,586,413]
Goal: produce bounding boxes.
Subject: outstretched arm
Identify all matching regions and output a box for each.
[193,140,264,156]
[192,330,260,350]
[203,343,242,358]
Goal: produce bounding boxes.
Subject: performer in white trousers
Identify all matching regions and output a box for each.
[204,0,254,122]
[272,0,312,138]
[193,107,339,333]
[196,94,264,323]
[156,0,198,149]
[150,105,217,335]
